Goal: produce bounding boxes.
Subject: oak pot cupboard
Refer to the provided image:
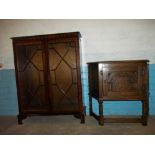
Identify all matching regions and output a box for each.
[87,60,149,125]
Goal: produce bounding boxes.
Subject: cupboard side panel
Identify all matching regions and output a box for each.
[88,63,99,99]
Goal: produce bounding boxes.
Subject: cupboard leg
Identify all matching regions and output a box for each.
[74,106,85,124]
[74,113,85,123]
[142,100,148,126]
[89,95,93,116]
[80,106,86,123]
[98,100,104,126]
[80,113,85,124]
[17,115,27,125]
[17,115,23,125]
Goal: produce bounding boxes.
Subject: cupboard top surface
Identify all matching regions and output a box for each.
[11,32,81,40]
[87,59,149,64]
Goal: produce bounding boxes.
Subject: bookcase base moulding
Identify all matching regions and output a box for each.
[87,60,149,126]
[12,32,85,124]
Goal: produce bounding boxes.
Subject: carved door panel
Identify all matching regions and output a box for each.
[102,63,143,99]
[15,42,49,113]
[48,39,79,113]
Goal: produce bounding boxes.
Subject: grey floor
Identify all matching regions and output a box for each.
[0,116,155,135]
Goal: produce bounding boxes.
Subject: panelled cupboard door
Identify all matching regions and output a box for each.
[47,38,80,113]
[14,41,50,113]
[101,62,145,100]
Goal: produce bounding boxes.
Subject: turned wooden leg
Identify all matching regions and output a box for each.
[98,100,104,126]
[89,95,93,116]
[142,100,148,126]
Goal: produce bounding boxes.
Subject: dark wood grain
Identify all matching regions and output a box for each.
[12,32,85,124]
[88,60,149,125]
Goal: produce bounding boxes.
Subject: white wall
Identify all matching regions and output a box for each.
[0,19,155,69]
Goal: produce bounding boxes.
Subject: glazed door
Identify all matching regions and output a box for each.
[47,39,80,113]
[15,41,50,113]
[101,63,144,100]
